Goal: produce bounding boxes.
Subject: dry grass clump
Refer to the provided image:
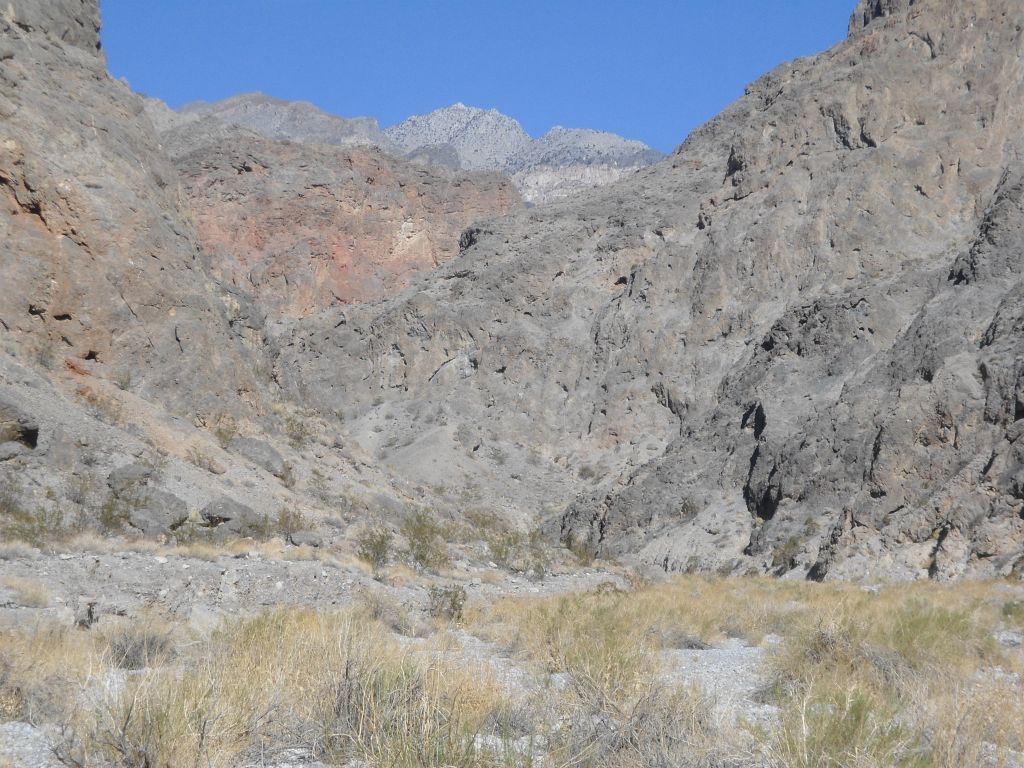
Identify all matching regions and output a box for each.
[468,582,757,766]
[764,585,1021,768]
[0,624,104,724]
[100,613,177,670]
[0,577,51,608]
[470,577,1024,768]
[471,576,810,663]
[58,607,520,768]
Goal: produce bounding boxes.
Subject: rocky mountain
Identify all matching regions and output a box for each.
[172,96,665,205]
[177,92,390,148]
[384,102,531,172]
[2,0,1023,586]
[0,0,467,548]
[159,117,520,316]
[276,0,1024,581]
[385,103,665,204]
[509,126,665,205]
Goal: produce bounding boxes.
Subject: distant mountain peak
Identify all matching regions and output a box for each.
[168,95,664,204]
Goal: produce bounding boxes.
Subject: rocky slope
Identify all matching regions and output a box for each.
[277,0,1024,581]
[3,0,1023,585]
[160,117,520,316]
[0,0,463,555]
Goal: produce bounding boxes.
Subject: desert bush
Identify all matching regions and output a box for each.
[97,489,138,534]
[0,477,71,545]
[273,506,305,538]
[428,584,467,623]
[282,414,310,448]
[356,524,393,575]
[212,416,238,448]
[112,369,132,391]
[356,589,424,637]
[102,615,175,670]
[278,460,296,489]
[401,510,450,572]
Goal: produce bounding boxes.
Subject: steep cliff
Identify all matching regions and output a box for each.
[0,0,261,417]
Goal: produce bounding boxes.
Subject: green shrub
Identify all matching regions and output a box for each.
[401,511,449,572]
[357,525,394,575]
[428,585,467,623]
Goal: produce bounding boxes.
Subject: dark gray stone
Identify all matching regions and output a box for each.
[228,437,286,478]
[201,496,263,537]
[289,530,322,548]
[127,489,189,537]
[107,462,153,496]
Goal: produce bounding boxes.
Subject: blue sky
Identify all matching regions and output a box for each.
[102,1,854,153]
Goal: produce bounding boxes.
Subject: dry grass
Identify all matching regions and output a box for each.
[0,577,50,608]
[1,576,1021,768]
[0,624,104,723]
[0,541,37,560]
[53,607,521,768]
[469,577,1024,768]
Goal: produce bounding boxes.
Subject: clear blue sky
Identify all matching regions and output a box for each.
[102,1,854,153]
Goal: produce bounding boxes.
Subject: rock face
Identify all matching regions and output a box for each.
[160,118,521,315]
[0,0,261,417]
[385,103,665,204]
[4,0,1024,585]
[278,0,1024,580]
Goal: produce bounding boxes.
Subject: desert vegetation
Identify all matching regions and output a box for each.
[1,576,1021,767]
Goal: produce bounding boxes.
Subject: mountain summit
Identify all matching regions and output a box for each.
[166,96,664,205]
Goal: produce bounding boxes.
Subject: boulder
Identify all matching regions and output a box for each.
[200,496,263,537]
[0,399,39,449]
[228,437,286,478]
[126,489,189,537]
[289,530,323,548]
[107,462,154,496]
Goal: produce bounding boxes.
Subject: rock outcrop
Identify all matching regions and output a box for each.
[160,119,521,315]
[0,0,262,417]
[278,0,1024,580]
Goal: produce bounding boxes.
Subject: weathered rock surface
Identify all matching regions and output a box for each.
[161,119,521,315]
[278,0,1024,580]
[228,437,286,479]
[0,0,262,418]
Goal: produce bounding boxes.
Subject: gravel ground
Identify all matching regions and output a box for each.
[664,637,779,726]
